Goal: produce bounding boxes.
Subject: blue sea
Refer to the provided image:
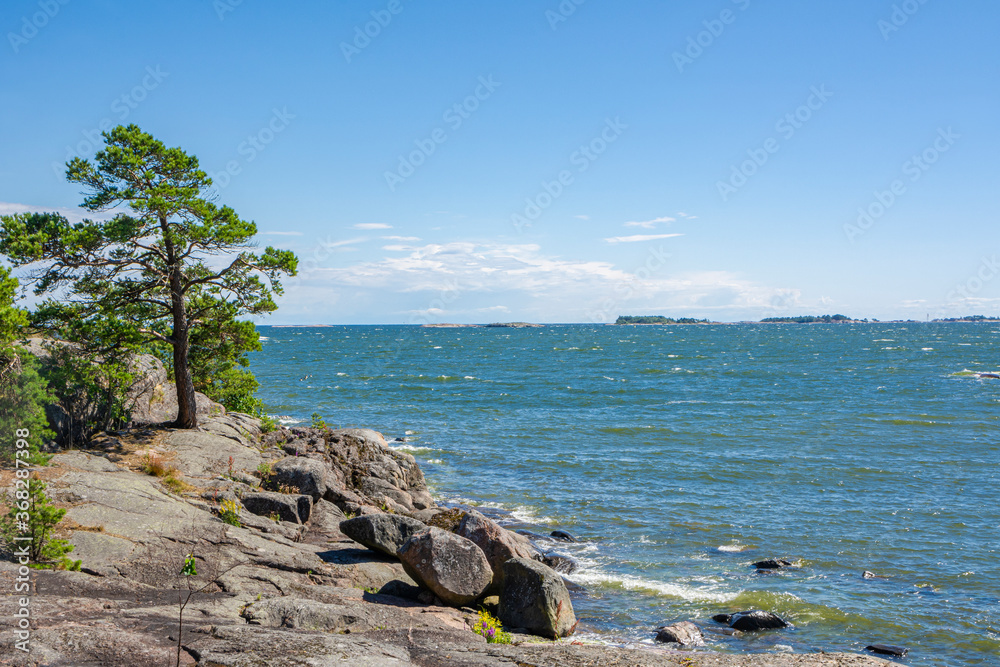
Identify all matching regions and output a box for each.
[250,323,999,666]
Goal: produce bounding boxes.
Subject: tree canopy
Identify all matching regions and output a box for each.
[0,124,297,428]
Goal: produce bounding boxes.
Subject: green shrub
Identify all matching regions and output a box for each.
[310,412,327,429]
[0,476,78,569]
[0,351,54,465]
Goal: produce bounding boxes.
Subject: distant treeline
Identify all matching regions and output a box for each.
[615,316,712,324]
[760,314,854,323]
[932,315,1000,322]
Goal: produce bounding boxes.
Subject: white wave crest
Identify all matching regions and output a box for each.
[567,570,738,604]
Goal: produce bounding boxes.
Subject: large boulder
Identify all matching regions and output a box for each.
[241,492,312,524]
[340,514,427,558]
[498,557,577,639]
[272,456,328,500]
[455,509,541,591]
[396,527,492,607]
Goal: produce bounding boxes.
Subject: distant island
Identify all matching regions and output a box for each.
[485,322,544,328]
[615,316,712,325]
[932,315,1000,322]
[759,314,856,323]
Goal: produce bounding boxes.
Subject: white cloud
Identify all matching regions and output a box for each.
[574,215,590,220]
[280,240,801,322]
[0,201,112,223]
[382,235,421,242]
[604,233,683,244]
[623,215,676,229]
[353,223,392,230]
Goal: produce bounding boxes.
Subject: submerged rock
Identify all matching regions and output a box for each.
[550,530,577,543]
[655,621,702,645]
[396,527,492,607]
[753,558,793,569]
[340,514,428,558]
[866,644,908,657]
[499,557,577,639]
[725,610,791,631]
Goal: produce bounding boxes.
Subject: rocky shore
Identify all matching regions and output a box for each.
[1,386,894,664]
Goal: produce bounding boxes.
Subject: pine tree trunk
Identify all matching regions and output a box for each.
[170,265,198,429]
[173,333,198,429]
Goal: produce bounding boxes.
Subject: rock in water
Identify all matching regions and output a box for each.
[728,610,790,631]
[543,551,578,574]
[498,557,577,639]
[455,509,541,591]
[655,621,702,645]
[712,613,733,624]
[339,514,428,558]
[396,527,492,607]
[550,530,576,542]
[863,570,877,579]
[241,492,312,524]
[753,558,793,569]
[866,644,908,657]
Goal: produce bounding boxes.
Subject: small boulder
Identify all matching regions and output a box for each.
[271,457,328,500]
[455,510,541,591]
[240,492,312,524]
[339,514,428,558]
[862,570,877,579]
[550,530,576,542]
[753,558,793,569]
[396,527,492,607]
[655,621,702,645]
[866,644,908,657]
[720,610,790,631]
[498,557,577,639]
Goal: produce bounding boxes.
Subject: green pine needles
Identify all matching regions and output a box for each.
[1,476,79,570]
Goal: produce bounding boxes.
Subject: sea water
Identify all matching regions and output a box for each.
[250,323,1000,666]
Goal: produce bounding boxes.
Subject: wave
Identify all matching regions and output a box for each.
[566,570,738,604]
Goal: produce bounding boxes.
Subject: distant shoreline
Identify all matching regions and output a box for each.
[258,320,1000,327]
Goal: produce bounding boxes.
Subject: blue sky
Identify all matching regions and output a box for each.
[1,0,997,323]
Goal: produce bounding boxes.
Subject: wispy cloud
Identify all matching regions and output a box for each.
[0,201,112,223]
[353,223,392,230]
[574,214,590,220]
[604,233,683,244]
[382,235,421,242]
[624,215,676,229]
